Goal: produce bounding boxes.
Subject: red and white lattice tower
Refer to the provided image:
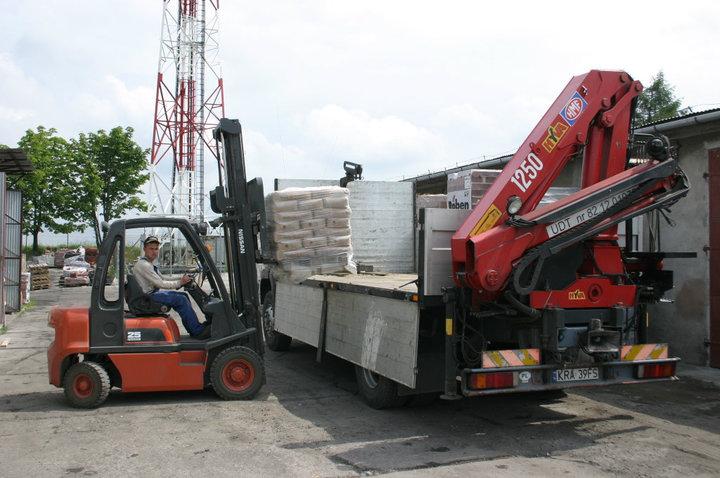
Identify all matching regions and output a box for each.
[148,0,224,221]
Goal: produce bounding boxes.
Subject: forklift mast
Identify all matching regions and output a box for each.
[210,118,269,350]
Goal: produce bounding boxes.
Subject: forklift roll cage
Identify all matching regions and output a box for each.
[88,217,255,353]
[88,119,269,355]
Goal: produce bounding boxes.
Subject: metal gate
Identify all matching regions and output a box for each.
[4,190,22,312]
[709,148,720,368]
[0,172,4,326]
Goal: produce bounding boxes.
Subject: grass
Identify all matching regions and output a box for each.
[19,299,35,314]
[0,300,35,334]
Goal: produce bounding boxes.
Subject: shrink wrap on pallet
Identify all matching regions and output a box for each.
[267,186,355,281]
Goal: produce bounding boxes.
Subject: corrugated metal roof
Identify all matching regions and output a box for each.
[636,107,720,129]
[0,148,33,174]
[403,153,512,184]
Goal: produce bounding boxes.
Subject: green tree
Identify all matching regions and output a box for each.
[635,71,682,125]
[70,127,150,247]
[14,127,78,254]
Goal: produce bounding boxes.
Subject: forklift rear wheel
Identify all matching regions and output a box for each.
[354,365,408,409]
[210,346,265,400]
[63,361,111,409]
[262,292,292,352]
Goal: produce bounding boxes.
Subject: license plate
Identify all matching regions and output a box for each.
[552,367,600,383]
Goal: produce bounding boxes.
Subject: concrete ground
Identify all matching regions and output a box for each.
[1,277,720,477]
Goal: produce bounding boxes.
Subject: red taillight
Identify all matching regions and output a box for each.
[637,362,676,379]
[469,372,515,390]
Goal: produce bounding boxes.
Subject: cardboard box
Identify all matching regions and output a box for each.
[447,169,500,210]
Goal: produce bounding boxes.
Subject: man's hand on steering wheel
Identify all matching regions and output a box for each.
[179,274,194,287]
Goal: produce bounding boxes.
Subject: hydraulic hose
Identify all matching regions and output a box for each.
[503,291,541,320]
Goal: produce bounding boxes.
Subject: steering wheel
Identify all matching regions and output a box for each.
[192,255,206,288]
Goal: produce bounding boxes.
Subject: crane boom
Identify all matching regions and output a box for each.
[451,70,689,307]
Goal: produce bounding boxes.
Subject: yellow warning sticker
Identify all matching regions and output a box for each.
[445,318,453,336]
[469,204,502,237]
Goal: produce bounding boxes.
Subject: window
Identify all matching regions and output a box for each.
[102,237,122,304]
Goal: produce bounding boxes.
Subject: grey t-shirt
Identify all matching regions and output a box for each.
[133,257,181,294]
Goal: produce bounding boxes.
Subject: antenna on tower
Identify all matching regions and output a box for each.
[148,0,225,222]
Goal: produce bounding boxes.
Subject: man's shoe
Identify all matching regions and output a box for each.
[196,325,212,340]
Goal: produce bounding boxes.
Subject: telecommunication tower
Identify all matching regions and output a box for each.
[149,0,225,222]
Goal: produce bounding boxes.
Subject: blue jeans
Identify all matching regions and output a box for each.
[150,290,204,336]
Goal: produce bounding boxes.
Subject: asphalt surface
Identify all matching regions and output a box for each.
[1,273,719,477]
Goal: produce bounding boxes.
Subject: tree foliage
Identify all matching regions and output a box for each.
[70,127,149,246]
[14,127,78,254]
[635,71,682,125]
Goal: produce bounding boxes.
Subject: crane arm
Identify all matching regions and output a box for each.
[451,70,688,301]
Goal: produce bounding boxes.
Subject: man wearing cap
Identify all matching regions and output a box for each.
[134,236,210,339]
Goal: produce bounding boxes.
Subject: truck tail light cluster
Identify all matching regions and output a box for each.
[469,372,516,390]
[636,362,676,379]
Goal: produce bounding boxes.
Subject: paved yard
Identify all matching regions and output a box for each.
[1,280,719,477]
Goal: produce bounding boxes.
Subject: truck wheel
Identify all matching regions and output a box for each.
[210,346,265,400]
[354,365,407,409]
[262,292,292,352]
[406,393,438,407]
[63,361,111,408]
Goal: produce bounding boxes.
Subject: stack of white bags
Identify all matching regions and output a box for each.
[266,186,356,282]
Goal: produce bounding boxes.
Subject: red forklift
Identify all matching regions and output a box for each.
[47,119,270,408]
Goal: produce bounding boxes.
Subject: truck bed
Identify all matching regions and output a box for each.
[273,273,421,388]
[303,272,418,300]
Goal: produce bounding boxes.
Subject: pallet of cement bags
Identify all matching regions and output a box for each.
[267,186,356,282]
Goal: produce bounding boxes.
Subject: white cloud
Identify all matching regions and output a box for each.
[0,53,45,142]
[105,75,154,119]
[3,0,720,244]
[244,129,313,181]
[304,104,447,178]
[0,106,33,123]
[434,104,495,130]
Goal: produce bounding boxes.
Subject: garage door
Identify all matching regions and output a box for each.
[710,148,720,367]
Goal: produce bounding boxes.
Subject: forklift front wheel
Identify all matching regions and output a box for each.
[210,346,265,400]
[63,361,111,409]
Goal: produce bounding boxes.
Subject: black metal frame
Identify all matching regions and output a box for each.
[89,217,239,352]
[89,118,268,356]
[210,118,267,354]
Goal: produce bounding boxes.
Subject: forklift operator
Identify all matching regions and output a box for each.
[134,236,210,340]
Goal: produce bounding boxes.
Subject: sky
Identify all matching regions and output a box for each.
[1,0,718,244]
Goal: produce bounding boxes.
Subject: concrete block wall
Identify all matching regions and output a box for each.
[648,132,720,365]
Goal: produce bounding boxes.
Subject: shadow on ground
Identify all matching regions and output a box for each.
[266,344,653,475]
[3,340,717,475]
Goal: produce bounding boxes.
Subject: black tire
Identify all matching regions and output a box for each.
[354,365,408,409]
[63,361,111,408]
[405,393,438,407]
[210,346,265,400]
[262,292,292,352]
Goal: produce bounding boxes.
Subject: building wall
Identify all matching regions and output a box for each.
[648,131,720,365]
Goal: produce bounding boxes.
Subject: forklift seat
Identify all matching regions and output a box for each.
[125,273,170,317]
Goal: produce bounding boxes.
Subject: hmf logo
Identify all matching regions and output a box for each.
[560,91,588,126]
[568,289,586,300]
[542,121,569,153]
